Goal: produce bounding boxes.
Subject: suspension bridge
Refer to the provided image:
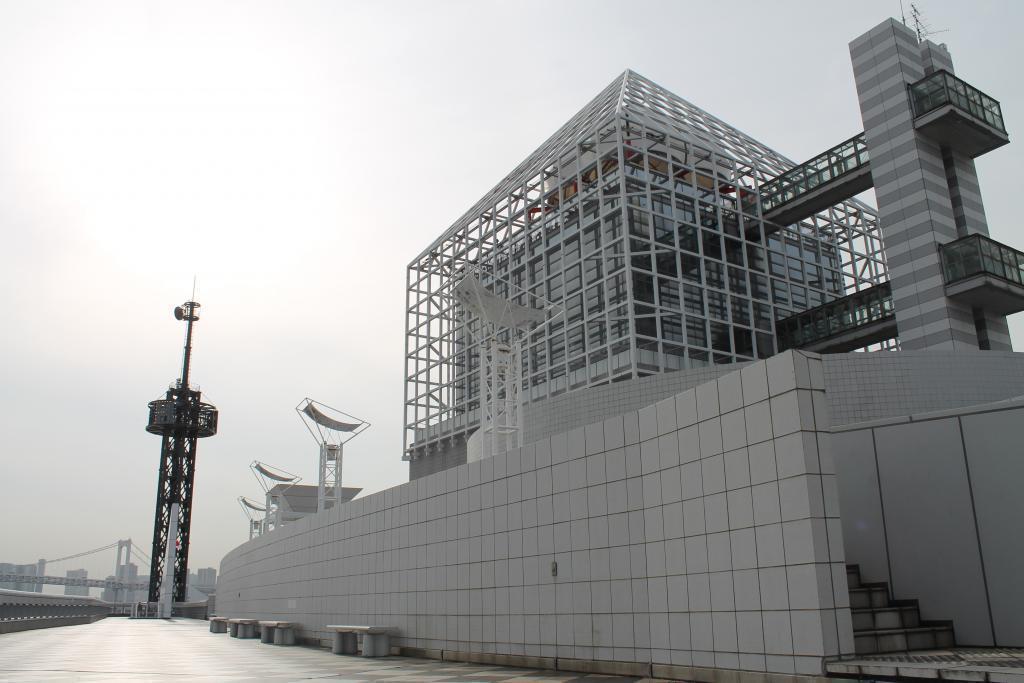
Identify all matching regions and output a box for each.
[2,540,152,594]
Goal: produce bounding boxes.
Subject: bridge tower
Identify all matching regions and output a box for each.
[144,301,219,603]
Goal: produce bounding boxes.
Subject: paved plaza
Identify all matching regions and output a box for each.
[0,618,640,682]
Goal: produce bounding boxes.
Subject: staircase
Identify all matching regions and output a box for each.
[847,564,956,654]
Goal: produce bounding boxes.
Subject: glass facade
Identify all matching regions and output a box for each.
[405,72,887,459]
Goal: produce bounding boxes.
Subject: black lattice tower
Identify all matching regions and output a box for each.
[145,301,218,603]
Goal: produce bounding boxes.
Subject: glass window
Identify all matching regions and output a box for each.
[628,207,650,238]
[567,324,585,358]
[683,284,704,316]
[656,251,678,278]
[733,328,753,358]
[710,322,731,352]
[658,277,680,309]
[565,264,582,294]
[703,230,722,261]
[707,290,728,321]
[566,293,584,324]
[678,223,699,253]
[663,343,686,370]
[728,266,748,295]
[661,314,685,343]
[681,254,702,283]
[653,215,674,246]
[686,316,707,348]
[771,279,789,306]
[705,260,724,289]
[633,271,655,303]
[585,283,604,316]
[674,195,696,224]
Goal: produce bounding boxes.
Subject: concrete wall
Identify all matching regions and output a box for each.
[220,352,852,678]
[832,397,1024,647]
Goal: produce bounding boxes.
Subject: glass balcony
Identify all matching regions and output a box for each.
[776,281,895,352]
[910,70,1005,133]
[909,70,1008,157]
[759,133,872,229]
[940,234,1024,315]
[941,234,1024,286]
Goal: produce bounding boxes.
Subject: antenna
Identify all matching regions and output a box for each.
[909,2,949,43]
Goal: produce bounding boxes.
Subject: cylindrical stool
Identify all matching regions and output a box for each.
[331,631,357,654]
[229,622,239,637]
[273,628,295,645]
[260,626,274,643]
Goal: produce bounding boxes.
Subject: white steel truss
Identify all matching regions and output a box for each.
[296,399,370,513]
[404,70,888,462]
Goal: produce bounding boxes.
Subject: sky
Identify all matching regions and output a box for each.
[1,0,1022,592]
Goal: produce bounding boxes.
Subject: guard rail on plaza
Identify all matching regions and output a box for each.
[0,588,114,634]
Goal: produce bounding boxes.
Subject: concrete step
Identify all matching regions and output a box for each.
[849,585,889,609]
[846,564,861,589]
[851,605,921,631]
[853,624,956,655]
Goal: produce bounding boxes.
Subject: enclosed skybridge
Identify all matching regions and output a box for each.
[758,133,873,232]
[776,281,896,353]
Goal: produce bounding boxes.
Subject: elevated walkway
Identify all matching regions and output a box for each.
[776,281,896,353]
[759,133,873,230]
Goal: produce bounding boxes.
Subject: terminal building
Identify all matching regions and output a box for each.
[218,18,1024,681]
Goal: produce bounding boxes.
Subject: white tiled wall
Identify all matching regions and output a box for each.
[219,351,854,675]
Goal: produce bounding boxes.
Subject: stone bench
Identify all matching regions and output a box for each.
[208,617,228,634]
[325,625,394,657]
[258,620,297,645]
[228,618,258,639]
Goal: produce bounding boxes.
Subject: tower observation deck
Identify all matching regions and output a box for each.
[144,301,218,604]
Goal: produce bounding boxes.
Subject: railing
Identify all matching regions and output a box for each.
[776,281,894,351]
[940,234,1024,287]
[909,70,1006,133]
[0,572,145,592]
[760,133,870,215]
[0,589,111,633]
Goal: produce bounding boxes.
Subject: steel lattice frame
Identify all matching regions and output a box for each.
[148,395,199,603]
[404,71,888,461]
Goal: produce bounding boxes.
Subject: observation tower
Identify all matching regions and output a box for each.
[144,300,218,603]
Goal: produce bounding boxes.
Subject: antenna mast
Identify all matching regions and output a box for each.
[908,3,949,43]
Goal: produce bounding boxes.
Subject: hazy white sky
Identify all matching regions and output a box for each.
[2,0,1022,589]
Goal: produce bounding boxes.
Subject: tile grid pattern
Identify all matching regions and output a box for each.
[219,353,853,677]
[849,19,1009,351]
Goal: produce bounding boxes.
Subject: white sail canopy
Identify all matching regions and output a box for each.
[301,402,361,432]
[253,463,299,482]
[239,497,266,512]
[453,275,546,331]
